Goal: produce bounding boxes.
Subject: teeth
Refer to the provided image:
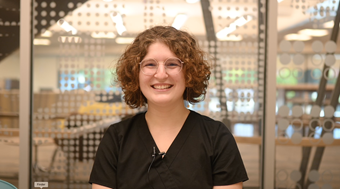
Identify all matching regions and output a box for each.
[153,85,171,89]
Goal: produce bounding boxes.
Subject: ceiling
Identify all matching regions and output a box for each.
[0,0,339,61]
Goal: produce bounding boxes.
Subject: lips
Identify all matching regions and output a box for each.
[151,84,173,89]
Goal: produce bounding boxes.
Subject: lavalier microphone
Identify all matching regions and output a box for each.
[152,146,166,157]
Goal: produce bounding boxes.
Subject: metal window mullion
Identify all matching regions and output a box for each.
[19,0,33,188]
[262,0,277,189]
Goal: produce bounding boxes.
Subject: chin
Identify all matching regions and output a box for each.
[149,98,181,106]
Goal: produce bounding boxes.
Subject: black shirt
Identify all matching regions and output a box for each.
[89,110,248,189]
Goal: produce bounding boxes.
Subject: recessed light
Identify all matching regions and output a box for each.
[34,39,51,45]
[115,37,135,44]
[284,33,311,41]
[298,29,328,37]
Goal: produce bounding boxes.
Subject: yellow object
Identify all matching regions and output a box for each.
[77,101,131,116]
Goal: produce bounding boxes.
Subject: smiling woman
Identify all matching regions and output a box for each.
[138,42,187,108]
[89,26,248,189]
[115,26,211,108]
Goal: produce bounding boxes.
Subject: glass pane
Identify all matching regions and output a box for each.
[0,0,20,188]
[276,0,340,188]
[31,0,263,188]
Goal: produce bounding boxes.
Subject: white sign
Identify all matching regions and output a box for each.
[34,182,48,188]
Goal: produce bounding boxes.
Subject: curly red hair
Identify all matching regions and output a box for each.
[115,26,211,108]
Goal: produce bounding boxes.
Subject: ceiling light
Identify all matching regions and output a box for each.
[91,31,116,39]
[216,15,252,39]
[115,24,126,35]
[34,39,51,45]
[57,19,77,35]
[217,35,243,41]
[110,12,126,35]
[284,34,311,41]
[277,0,284,2]
[323,20,340,28]
[40,30,52,37]
[103,0,112,2]
[216,27,237,39]
[323,21,333,28]
[58,36,82,43]
[172,14,188,30]
[298,29,329,37]
[186,0,200,3]
[115,37,135,44]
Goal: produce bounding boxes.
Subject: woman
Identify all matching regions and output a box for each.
[89,26,248,189]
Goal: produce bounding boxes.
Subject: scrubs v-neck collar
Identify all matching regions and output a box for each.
[138,110,197,188]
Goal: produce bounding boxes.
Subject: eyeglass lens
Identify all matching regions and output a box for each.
[140,58,183,75]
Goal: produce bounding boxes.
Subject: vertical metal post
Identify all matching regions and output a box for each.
[257,0,266,187]
[19,0,33,188]
[262,0,277,188]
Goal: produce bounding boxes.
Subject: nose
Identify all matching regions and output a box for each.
[154,63,168,78]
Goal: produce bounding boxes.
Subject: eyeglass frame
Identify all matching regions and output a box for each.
[139,57,185,75]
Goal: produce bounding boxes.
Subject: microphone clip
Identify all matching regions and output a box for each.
[152,146,166,157]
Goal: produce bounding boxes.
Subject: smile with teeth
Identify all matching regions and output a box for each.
[152,85,173,89]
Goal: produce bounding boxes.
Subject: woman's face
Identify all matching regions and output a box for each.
[139,42,186,107]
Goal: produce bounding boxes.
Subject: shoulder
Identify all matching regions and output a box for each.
[190,110,230,133]
[105,112,145,136]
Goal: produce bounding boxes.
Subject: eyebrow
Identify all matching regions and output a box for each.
[142,57,179,62]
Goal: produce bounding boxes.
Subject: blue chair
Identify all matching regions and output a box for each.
[0,180,17,189]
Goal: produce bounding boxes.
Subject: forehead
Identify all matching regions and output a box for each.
[144,42,177,59]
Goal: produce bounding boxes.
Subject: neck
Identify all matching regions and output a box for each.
[145,102,190,130]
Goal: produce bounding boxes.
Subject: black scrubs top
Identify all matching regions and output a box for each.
[89,110,248,189]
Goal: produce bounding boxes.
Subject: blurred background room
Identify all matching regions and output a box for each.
[0,0,340,188]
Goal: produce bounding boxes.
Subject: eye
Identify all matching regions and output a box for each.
[142,60,157,67]
[165,59,181,67]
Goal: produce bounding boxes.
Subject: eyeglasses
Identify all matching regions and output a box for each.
[139,57,184,75]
